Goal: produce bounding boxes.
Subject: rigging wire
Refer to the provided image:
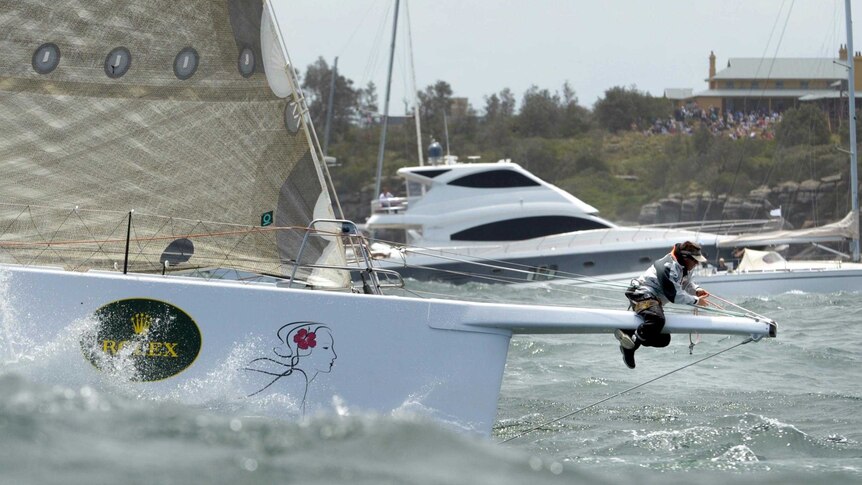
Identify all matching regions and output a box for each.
[358,2,392,98]
[498,336,756,444]
[335,2,379,60]
[380,263,758,319]
[365,235,766,317]
[397,1,411,113]
[707,293,774,322]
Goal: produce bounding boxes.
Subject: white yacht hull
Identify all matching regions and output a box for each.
[695,267,862,297]
[0,265,774,435]
[538,267,862,298]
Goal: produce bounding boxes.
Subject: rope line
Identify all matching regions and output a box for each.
[498,336,755,444]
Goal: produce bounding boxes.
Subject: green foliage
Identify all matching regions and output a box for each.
[478,89,516,149]
[775,104,831,147]
[838,108,862,145]
[418,80,454,133]
[513,83,592,138]
[516,86,560,137]
[771,145,846,183]
[557,171,647,221]
[301,57,359,143]
[593,86,673,133]
[692,125,713,155]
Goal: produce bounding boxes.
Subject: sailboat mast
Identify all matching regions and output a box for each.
[846,0,860,261]
[404,1,424,166]
[322,56,338,156]
[374,0,401,197]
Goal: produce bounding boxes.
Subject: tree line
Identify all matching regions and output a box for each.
[301,57,673,144]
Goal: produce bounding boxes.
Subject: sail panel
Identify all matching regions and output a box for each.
[0,0,347,285]
[717,211,859,248]
[260,1,295,98]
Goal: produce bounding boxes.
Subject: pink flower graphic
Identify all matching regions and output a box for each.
[293,328,317,350]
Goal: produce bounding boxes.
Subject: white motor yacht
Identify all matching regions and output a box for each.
[366,156,722,284]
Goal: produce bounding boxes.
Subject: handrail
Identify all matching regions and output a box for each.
[639,218,774,232]
[371,197,409,214]
[288,219,402,294]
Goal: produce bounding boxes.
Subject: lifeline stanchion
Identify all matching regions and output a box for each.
[498,337,755,444]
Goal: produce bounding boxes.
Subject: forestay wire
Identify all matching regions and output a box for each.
[498,336,756,444]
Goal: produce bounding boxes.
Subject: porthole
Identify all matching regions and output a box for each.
[32,43,60,74]
[237,46,255,78]
[284,100,301,133]
[639,256,651,264]
[104,47,131,78]
[173,47,199,80]
[583,261,595,268]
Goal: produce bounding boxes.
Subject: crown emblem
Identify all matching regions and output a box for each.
[131,312,152,334]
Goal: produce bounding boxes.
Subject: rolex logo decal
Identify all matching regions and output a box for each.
[81,299,202,382]
[131,312,152,334]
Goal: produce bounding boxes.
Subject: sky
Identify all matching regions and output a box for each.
[273,0,858,114]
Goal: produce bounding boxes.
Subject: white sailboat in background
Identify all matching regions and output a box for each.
[0,0,775,435]
[691,214,862,297]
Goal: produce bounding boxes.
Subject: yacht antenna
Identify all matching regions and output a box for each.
[443,110,451,158]
[845,0,860,261]
[374,0,400,198]
[322,56,338,156]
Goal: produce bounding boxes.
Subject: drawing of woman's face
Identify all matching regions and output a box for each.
[305,328,336,373]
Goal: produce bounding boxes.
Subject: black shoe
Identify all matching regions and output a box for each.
[620,345,636,369]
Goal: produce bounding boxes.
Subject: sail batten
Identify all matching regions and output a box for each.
[0,0,348,286]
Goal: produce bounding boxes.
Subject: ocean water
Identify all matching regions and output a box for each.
[1,281,860,484]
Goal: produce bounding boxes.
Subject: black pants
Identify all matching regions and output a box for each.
[630,299,671,348]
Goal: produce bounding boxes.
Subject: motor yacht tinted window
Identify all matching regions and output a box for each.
[450,216,610,241]
[412,169,451,178]
[448,170,540,188]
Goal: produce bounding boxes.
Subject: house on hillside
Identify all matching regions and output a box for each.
[672,46,861,126]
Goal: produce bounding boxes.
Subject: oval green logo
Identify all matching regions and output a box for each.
[81,299,201,382]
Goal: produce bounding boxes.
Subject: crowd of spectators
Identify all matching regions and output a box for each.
[644,104,782,140]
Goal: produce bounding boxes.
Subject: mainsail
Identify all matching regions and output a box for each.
[717,211,860,248]
[0,0,348,286]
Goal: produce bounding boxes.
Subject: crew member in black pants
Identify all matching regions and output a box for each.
[616,241,710,369]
